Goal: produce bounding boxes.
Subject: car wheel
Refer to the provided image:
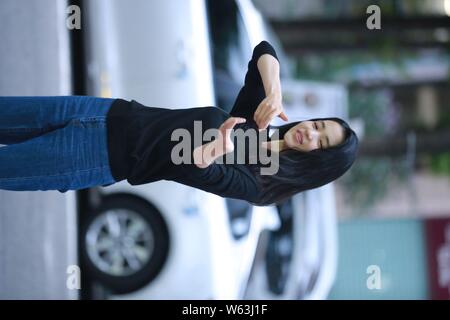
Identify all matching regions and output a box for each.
[80,195,170,294]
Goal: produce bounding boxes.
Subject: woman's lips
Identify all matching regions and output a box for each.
[296,130,303,144]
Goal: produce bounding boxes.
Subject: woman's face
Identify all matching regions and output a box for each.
[284,120,345,152]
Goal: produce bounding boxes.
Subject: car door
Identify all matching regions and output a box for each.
[84,0,216,108]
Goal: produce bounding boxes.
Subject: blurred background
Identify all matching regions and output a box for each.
[0,0,449,300]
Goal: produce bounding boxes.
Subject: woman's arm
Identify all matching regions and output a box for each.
[193,140,220,169]
[229,41,287,129]
[253,54,288,129]
[257,54,281,98]
[229,41,279,120]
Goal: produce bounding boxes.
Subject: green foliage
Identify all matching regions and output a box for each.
[338,157,413,214]
[348,89,391,137]
[429,152,450,177]
[436,74,450,130]
[294,49,417,84]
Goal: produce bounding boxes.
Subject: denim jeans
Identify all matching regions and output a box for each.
[0,96,117,192]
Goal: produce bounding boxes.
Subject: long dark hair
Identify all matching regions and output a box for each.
[246,117,359,206]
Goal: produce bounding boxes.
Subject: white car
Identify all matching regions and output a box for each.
[208,0,345,299]
[244,183,338,300]
[81,182,279,299]
[80,0,279,299]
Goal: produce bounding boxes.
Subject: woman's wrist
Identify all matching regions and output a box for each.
[193,139,224,168]
[192,116,245,168]
[268,89,282,102]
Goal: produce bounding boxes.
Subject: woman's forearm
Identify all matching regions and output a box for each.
[193,140,223,169]
[257,54,281,98]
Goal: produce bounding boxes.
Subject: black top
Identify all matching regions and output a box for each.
[105,40,279,204]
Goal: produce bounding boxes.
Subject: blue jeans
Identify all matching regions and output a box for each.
[0,96,117,192]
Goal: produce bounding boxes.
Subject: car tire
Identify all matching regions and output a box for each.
[80,194,170,294]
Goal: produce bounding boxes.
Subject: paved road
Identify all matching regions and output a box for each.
[0,0,78,299]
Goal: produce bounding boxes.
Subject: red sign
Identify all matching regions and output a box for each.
[425,218,450,300]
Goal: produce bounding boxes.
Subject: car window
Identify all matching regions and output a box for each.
[227,10,253,84]
[207,0,251,82]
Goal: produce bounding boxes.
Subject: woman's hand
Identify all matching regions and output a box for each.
[253,92,288,130]
[216,117,247,154]
[193,117,246,168]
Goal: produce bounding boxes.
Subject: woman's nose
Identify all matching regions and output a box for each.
[306,129,318,141]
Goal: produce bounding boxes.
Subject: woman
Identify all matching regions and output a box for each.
[0,41,358,206]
